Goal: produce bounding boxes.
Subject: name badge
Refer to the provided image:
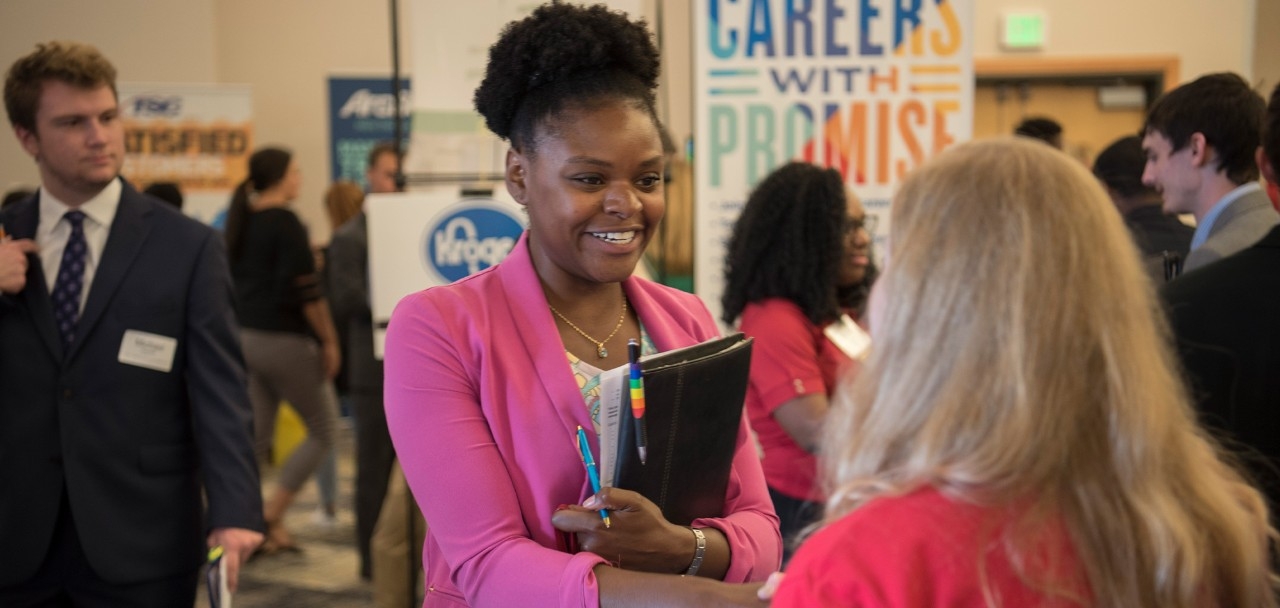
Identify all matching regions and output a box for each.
[118,329,178,373]
[823,314,871,360]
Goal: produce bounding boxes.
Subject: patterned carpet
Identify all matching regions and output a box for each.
[195,420,383,608]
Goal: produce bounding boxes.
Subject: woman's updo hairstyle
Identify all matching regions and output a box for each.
[473,2,661,153]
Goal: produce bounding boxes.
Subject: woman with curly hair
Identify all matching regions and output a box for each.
[721,162,875,562]
[773,138,1278,607]
[383,3,781,606]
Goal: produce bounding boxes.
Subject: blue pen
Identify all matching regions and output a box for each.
[575,425,611,528]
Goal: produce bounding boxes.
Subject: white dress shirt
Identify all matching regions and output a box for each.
[37,178,122,313]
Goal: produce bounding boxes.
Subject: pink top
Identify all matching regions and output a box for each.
[384,232,781,607]
[740,299,854,501]
[774,487,1091,607]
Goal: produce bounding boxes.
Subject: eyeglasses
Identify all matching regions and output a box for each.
[844,214,878,235]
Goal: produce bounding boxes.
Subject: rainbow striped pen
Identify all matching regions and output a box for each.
[575,426,611,528]
[628,339,648,464]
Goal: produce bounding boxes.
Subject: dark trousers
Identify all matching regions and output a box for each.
[0,493,199,607]
[768,486,821,567]
[353,388,397,579]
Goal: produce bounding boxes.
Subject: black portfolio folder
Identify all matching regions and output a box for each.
[613,333,753,526]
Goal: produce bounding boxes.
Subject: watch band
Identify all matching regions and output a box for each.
[685,527,707,576]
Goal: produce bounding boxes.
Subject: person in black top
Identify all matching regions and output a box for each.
[143,181,183,210]
[1014,116,1064,150]
[225,146,341,553]
[1093,135,1194,282]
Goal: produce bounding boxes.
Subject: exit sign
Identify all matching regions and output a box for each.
[1002,12,1047,50]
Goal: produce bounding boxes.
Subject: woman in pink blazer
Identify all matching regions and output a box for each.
[383,5,780,607]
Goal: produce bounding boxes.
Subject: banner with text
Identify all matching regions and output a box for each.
[119,83,253,225]
[693,0,973,321]
[328,76,412,189]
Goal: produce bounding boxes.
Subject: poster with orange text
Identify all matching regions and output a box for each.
[694,0,973,323]
[119,83,253,225]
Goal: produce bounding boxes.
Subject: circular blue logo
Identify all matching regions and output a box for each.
[425,201,525,282]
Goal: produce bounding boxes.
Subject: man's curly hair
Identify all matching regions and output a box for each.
[5,41,117,132]
[722,162,875,326]
[473,2,660,153]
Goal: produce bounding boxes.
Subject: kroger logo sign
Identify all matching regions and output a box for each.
[425,203,524,282]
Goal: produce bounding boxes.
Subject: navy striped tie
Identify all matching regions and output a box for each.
[51,210,88,350]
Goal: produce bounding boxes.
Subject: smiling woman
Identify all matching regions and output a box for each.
[512,102,666,293]
[382,3,781,607]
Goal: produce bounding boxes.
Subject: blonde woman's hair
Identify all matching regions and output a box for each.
[820,138,1277,607]
[324,180,364,231]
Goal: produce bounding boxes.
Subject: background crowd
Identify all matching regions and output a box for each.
[1,3,1278,607]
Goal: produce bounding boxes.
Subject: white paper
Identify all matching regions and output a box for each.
[597,364,628,488]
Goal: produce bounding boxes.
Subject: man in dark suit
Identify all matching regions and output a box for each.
[1161,81,1280,524]
[1141,72,1277,274]
[0,41,263,605]
[328,141,402,581]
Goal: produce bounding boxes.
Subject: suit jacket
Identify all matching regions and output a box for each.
[1161,225,1280,521]
[0,180,263,585]
[1123,205,1193,258]
[327,211,381,394]
[1183,186,1278,273]
[383,231,781,607]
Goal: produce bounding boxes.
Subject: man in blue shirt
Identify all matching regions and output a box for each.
[1161,81,1280,526]
[1141,72,1275,274]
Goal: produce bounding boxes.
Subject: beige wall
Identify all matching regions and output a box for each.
[0,0,1267,239]
[0,0,401,243]
[211,0,409,242]
[0,0,218,196]
[974,0,1255,80]
[1255,0,1280,95]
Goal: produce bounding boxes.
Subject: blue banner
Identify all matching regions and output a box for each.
[328,77,411,189]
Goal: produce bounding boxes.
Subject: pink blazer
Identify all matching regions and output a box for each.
[385,232,781,607]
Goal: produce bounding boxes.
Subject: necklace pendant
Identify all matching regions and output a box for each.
[597,344,608,359]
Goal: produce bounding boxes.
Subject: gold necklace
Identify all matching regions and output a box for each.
[548,295,628,359]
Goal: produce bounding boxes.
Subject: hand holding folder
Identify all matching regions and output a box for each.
[206,546,232,608]
[599,333,754,526]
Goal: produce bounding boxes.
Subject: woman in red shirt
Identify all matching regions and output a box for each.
[721,162,875,562]
[773,138,1277,607]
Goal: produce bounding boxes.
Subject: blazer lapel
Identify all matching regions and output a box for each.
[497,232,596,434]
[626,285,676,353]
[7,196,62,359]
[66,187,152,361]
[1209,187,1270,239]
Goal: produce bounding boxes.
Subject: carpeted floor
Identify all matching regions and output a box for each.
[195,419,381,607]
